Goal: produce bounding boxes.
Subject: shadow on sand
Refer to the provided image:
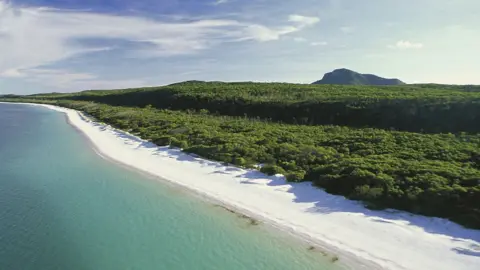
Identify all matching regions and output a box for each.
[242,170,480,244]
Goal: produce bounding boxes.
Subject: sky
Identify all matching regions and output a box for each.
[0,0,479,94]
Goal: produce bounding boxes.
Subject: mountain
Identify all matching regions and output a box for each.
[312,68,405,85]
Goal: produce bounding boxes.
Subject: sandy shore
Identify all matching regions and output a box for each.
[4,102,479,270]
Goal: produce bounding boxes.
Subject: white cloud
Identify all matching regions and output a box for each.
[310,41,327,46]
[0,2,319,76]
[288,15,320,27]
[388,40,424,50]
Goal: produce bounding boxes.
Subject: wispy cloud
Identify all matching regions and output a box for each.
[212,0,230,5]
[242,14,319,42]
[2,0,477,91]
[288,14,320,27]
[0,69,24,78]
[0,2,319,76]
[340,26,354,33]
[13,68,146,91]
[310,41,328,46]
[293,37,307,42]
[388,40,424,50]
[240,24,297,42]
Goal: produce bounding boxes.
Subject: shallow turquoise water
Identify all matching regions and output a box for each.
[0,103,343,270]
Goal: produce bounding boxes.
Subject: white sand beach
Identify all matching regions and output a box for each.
[8,102,480,270]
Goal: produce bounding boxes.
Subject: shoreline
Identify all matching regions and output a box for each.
[65,108,369,269]
[3,102,479,270]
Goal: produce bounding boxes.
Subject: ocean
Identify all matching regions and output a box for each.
[0,103,343,270]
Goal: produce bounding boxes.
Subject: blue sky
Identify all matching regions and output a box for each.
[1,0,479,94]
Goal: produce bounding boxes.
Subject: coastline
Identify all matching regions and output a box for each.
[3,102,479,270]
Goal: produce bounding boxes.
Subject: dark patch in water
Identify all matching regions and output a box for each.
[214,205,261,226]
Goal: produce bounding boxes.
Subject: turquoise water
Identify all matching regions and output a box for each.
[0,103,343,270]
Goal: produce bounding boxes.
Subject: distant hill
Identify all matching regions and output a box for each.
[0,94,20,98]
[313,68,405,85]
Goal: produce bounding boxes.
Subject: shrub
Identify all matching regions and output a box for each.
[260,164,286,176]
[233,157,247,167]
[285,170,306,182]
[170,137,188,149]
[153,136,171,146]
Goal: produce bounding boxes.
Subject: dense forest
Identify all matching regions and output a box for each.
[1,83,479,229]
[25,82,480,133]
[412,84,480,92]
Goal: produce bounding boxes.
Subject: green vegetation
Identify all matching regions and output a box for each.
[412,84,480,92]
[26,81,480,133]
[2,81,479,229]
